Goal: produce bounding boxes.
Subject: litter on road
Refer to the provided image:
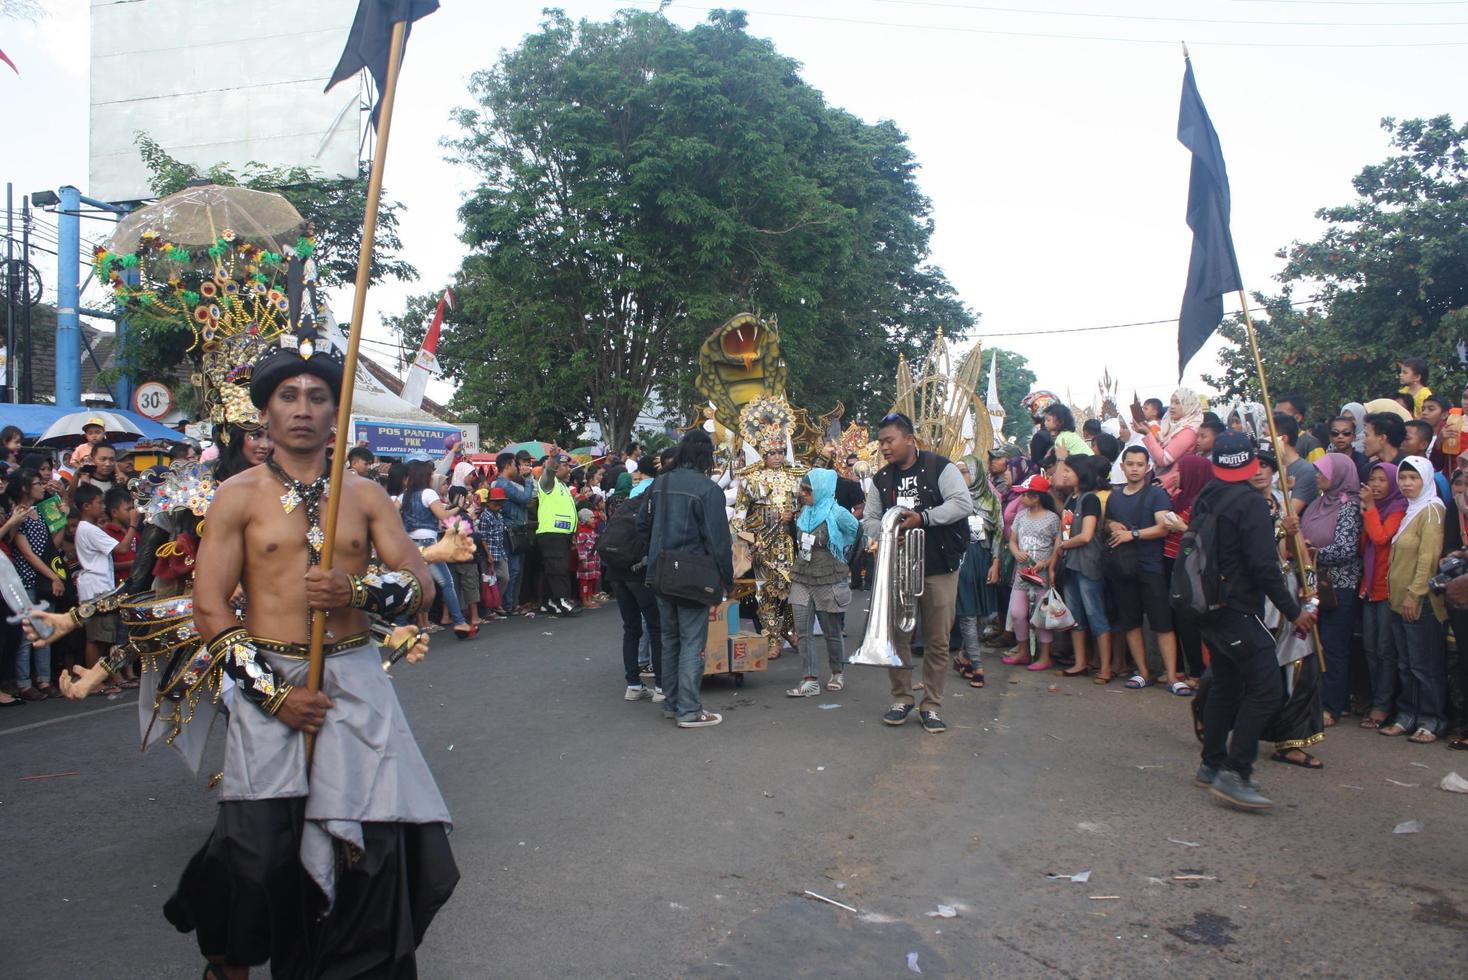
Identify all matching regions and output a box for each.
[906,952,922,974]
[1167,838,1201,847]
[925,905,958,918]
[1385,779,1419,788]
[1439,772,1468,794]
[1046,870,1091,883]
[1393,820,1424,834]
[803,890,858,913]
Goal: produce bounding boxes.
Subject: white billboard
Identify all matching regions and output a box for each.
[89,0,364,204]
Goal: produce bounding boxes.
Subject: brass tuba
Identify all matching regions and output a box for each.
[849,507,925,668]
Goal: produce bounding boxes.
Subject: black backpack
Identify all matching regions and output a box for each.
[1168,507,1226,621]
[596,494,649,573]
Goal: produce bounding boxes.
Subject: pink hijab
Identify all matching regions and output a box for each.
[1300,453,1359,548]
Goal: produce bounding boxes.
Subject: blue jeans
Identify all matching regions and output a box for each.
[502,552,524,612]
[14,584,50,690]
[657,597,710,721]
[1062,573,1110,635]
[1361,598,1397,715]
[428,561,467,626]
[1317,590,1357,719]
[638,626,651,668]
[612,578,662,688]
[1390,608,1447,734]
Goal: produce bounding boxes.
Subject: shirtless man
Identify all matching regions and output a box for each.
[163,333,458,979]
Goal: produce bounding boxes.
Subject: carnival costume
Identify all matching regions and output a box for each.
[69,191,457,975]
[732,395,805,655]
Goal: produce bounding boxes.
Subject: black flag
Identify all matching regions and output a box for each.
[1176,57,1242,378]
[325,0,439,125]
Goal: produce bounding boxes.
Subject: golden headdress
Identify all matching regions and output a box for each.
[739,394,794,456]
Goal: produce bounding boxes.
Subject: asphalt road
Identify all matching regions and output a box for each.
[2,597,1464,979]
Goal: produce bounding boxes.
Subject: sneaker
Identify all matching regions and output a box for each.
[558,598,581,616]
[624,685,652,701]
[638,663,654,676]
[882,703,915,726]
[919,710,947,734]
[677,711,723,729]
[1194,764,1219,788]
[1208,769,1273,810]
[786,679,821,698]
[652,687,666,703]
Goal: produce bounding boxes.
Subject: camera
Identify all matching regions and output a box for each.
[1428,554,1468,595]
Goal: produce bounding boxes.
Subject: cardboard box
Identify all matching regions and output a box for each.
[701,599,737,674]
[729,631,768,672]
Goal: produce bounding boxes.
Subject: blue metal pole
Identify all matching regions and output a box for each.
[55,185,82,408]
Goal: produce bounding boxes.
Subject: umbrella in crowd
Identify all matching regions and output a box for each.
[34,410,143,447]
[500,440,554,459]
[109,184,306,255]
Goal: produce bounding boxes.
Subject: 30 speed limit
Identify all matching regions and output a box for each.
[133,381,174,420]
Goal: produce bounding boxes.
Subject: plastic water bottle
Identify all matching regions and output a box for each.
[1445,408,1462,456]
[1294,597,1319,639]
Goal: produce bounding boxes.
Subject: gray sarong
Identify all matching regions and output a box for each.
[220,637,452,906]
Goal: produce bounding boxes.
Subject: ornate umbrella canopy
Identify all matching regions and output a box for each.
[110,185,306,255]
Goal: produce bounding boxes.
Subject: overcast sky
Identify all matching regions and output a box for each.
[4,0,1465,411]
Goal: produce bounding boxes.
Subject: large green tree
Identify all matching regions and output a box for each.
[414,8,973,448]
[1205,116,1468,419]
[110,135,417,384]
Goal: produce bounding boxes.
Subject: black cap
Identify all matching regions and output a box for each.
[1211,431,1260,483]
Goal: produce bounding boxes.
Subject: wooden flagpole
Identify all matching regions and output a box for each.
[305,19,410,764]
[1234,288,1326,670]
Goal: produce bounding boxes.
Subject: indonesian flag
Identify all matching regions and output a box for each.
[401,288,452,409]
[413,288,452,376]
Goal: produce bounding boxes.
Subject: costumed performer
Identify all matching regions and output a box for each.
[732,395,805,661]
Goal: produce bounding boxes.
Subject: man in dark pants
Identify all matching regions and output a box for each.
[536,452,579,616]
[1190,432,1317,810]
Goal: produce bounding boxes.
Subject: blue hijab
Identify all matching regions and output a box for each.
[796,468,859,560]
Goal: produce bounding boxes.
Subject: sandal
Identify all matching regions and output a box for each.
[1447,735,1468,751]
[954,658,973,677]
[1124,674,1152,690]
[1323,714,1338,728]
[1408,728,1438,744]
[1270,748,1323,770]
[1000,653,1029,666]
[1169,681,1195,698]
[1092,674,1114,685]
[1359,716,1386,730]
[969,671,985,689]
[1378,723,1409,737]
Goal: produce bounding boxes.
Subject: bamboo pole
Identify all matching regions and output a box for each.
[1235,288,1326,670]
[305,19,409,764]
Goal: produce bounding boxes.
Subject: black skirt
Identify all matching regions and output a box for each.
[165,798,458,979]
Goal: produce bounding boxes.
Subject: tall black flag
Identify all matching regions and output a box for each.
[1176,57,1243,377]
[326,0,439,125]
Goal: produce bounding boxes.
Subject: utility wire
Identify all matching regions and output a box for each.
[642,1,1468,45]
[868,0,1468,27]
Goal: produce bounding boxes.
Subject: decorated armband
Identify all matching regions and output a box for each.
[208,627,293,717]
[347,569,424,619]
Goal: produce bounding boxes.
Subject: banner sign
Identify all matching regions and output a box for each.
[351,418,478,457]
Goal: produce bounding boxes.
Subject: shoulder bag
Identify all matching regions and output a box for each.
[650,482,725,605]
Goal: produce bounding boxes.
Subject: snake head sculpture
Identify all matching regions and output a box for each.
[695,313,789,432]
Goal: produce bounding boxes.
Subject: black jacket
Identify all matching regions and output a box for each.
[1191,479,1302,622]
[637,468,734,590]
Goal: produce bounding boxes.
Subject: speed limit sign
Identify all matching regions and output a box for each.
[133,381,174,420]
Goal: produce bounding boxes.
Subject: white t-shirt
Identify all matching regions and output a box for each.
[75,520,119,600]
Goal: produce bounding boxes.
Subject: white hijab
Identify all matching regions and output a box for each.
[1393,455,1444,544]
[1340,402,1367,454]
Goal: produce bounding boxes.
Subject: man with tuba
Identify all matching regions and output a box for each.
[861,412,974,734]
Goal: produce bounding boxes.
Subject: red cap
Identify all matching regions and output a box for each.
[488,486,508,501]
[1017,473,1051,493]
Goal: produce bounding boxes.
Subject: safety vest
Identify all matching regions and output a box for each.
[536,479,576,535]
